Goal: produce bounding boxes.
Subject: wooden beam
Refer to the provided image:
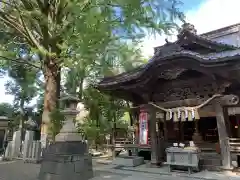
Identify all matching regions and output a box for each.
[220,95,239,106]
[215,103,232,170]
[156,98,205,108]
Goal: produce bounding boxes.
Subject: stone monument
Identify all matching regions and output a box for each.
[38,95,93,180]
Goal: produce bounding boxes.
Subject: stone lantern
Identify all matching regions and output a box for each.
[39,94,93,180]
[55,95,82,142]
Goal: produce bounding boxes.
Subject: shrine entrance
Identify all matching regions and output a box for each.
[164,117,219,143]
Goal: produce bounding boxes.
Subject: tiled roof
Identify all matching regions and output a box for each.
[98,48,240,86]
[98,25,240,87]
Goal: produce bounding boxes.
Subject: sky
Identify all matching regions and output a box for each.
[141,0,240,56]
[1,0,240,104]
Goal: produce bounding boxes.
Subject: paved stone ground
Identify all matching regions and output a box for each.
[0,160,239,180]
[0,160,127,180]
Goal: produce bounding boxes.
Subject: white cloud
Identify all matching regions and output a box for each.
[141,0,240,57]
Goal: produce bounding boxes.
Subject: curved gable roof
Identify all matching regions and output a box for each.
[97,48,240,88]
[97,24,240,90]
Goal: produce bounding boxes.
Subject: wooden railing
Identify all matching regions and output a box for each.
[229,138,240,154]
[104,137,152,150]
[115,138,134,145]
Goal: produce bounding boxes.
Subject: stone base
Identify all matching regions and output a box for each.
[38,141,93,180]
[112,156,144,167]
[150,161,162,167]
[220,165,234,171]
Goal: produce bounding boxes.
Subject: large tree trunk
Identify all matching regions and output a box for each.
[41,60,61,142]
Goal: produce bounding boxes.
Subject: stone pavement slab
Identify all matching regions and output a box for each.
[0,160,240,180]
[94,163,240,180]
[0,161,129,180]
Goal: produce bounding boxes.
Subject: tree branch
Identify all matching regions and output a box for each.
[0,11,34,45]
[11,1,48,55]
[35,0,44,11]
[19,0,34,10]
[0,55,41,69]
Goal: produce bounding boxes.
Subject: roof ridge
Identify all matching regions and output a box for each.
[200,23,240,36]
[177,30,238,50]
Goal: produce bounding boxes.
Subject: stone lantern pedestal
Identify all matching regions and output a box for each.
[38,95,93,180]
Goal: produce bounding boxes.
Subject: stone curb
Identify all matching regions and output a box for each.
[94,166,231,180]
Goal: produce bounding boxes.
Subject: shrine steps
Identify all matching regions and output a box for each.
[200,153,222,171]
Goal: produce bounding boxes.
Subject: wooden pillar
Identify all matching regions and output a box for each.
[133,118,139,156]
[148,105,158,165]
[223,107,232,138]
[237,114,240,138]
[163,112,168,141]
[215,103,232,170]
[157,112,165,164]
[111,113,117,159]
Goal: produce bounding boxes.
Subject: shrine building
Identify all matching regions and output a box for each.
[96,23,240,171]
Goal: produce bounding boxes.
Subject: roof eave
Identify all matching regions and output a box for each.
[97,51,240,88]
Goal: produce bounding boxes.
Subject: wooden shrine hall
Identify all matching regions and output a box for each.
[96,23,240,171]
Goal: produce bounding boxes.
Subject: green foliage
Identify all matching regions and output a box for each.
[0,0,184,142]
[4,61,39,107]
[0,0,184,65]
[0,102,15,117]
[64,38,153,146]
[0,102,22,130]
[77,87,128,146]
[48,108,65,140]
